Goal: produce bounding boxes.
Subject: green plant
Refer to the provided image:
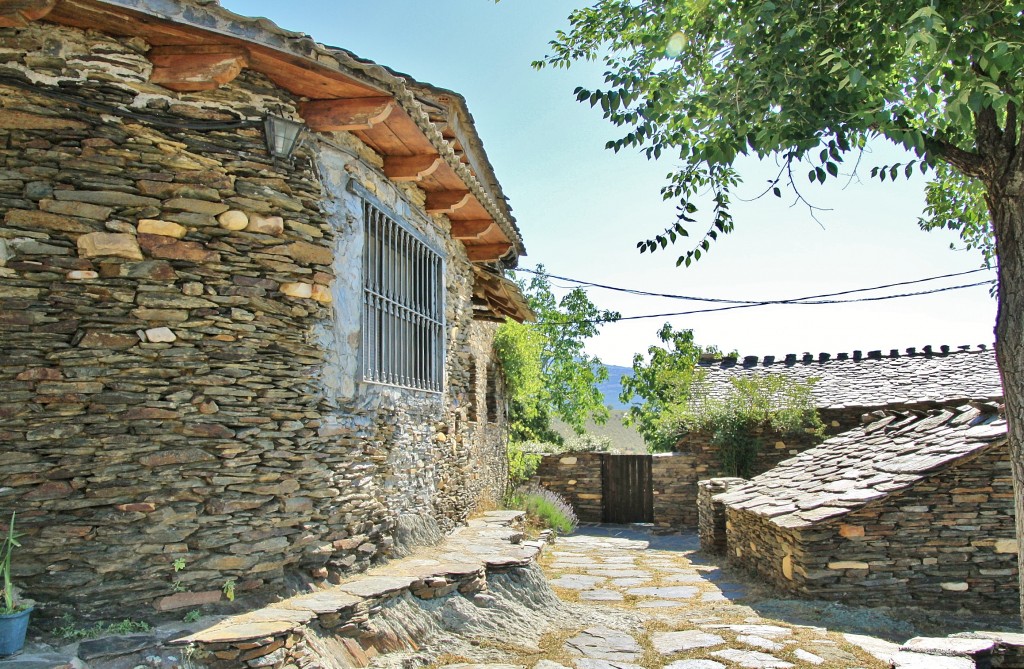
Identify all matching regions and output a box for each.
[686,375,824,477]
[495,265,620,443]
[171,579,186,593]
[55,615,151,641]
[0,512,26,615]
[507,442,542,490]
[507,484,578,536]
[563,433,613,453]
[222,578,235,602]
[182,610,202,623]
[619,325,725,452]
[172,557,186,572]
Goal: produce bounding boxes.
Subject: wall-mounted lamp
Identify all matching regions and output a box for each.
[264,114,305,160]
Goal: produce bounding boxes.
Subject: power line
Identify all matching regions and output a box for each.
[533,280,993,326]
[514,266,993,305]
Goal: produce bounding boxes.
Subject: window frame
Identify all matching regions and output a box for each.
[355,186,446,394]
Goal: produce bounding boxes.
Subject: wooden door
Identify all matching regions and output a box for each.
[602,454,653,523]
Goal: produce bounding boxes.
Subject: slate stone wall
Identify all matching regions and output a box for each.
[725,445,1018,614]
[650,452,702,527]
[697,477,744,554]
[0,23,508,615]
[535,424,831,529]
[534,453,604,522]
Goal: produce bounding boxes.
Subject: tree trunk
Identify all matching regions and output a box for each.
[989,182,1024,628]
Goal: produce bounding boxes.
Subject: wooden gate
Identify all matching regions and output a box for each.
[601,454,653,523]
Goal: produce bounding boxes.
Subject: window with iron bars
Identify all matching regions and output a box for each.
[361,200,444,392]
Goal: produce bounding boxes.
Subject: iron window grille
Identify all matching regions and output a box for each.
[361,200,444,392]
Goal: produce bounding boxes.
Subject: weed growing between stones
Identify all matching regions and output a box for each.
[53,615,152,641]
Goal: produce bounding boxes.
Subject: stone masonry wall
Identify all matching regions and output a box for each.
[726,445,1018,614]
[0,22,508,616]
[534,453,604,522]
[650,452,701,527]
[697,477,744,554]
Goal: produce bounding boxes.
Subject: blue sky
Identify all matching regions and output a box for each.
[222,0,997,366]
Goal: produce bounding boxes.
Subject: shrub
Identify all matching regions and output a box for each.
[507,484,578,535]
[686,375,823,476]
[563,433,613,452]
[507,442,542,489]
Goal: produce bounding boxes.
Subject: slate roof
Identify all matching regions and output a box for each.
[715,404,1007,529]
[695,346,1002,410]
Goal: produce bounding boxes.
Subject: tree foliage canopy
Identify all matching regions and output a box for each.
[535,0,1023,266]
[494,266,620,443]
[619,324,716,451]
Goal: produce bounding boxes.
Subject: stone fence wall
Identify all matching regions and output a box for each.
[534,422,831,527]
[0,22,508,617]
[534,453,604,523]
[726,446,1018,614]
[697,478,744,554]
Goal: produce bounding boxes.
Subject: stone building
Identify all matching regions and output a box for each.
[713,404,1017,614]
[695,344,1003,432]
[537,346,1003,528]
[0,0,533,615]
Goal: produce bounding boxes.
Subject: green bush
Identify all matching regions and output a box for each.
[687,375,824,476]
[507,442,542,489]
[506,484,578,535]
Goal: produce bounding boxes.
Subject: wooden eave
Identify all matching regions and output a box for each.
[472,267,535,324]
[27,0,523,272]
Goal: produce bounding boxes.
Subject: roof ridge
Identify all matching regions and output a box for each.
[698,343,996,367]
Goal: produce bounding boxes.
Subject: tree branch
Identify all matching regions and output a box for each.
[923,133,986,178]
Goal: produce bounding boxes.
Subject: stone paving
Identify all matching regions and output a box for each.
[441,525,1019,669]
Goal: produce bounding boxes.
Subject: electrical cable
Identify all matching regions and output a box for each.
[513,266,993,305]
[0,74,263,131]
[535,280,993,326]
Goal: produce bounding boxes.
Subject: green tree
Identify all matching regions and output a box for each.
[495,266,620,442]
[536,0,1024,618]
[620,324,716,451]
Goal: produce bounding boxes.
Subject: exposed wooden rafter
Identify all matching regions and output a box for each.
[383,154,442,182]
[465,243,513,263]
[0,0,55,27]
[148,45,249,92]
[301,97,396,132]
[425,190,471,215]
[449,220,494,239]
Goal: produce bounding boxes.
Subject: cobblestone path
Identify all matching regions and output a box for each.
[518,525,985,669]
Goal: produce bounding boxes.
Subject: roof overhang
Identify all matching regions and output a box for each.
[471,267,535,323]
[4,0,526,274]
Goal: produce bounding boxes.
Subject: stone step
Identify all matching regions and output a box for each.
[168,511,541,667]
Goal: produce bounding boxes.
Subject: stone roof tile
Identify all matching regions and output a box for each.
[716,405,1007,529]
[695,347,1001,409]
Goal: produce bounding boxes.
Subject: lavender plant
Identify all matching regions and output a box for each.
[510,484,578,536]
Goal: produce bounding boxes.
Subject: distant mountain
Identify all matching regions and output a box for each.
[598,364,635,411]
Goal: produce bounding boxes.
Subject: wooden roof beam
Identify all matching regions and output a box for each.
[301,97,395,132]
[383,154,442,182]
[465,242,513,263]
[0,0,55,27]
[449,219,494,240]
[425,190,471,215]
[148,46,250,92]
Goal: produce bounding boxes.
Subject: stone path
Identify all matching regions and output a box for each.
[443,525,1018,669]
